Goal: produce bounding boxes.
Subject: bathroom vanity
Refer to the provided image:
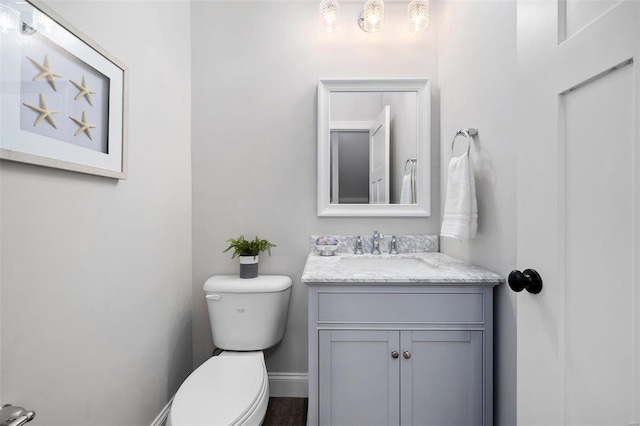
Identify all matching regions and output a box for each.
[302,249,502,426]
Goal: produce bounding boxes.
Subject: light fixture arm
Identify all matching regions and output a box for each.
[357,11,367,32]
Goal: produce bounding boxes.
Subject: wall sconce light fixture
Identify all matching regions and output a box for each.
[320,0,429,34]
[359,0,384,33]
[408,0,429,32]
[320,0,340,33]
[33,8,55,34]
[0,3,20,34]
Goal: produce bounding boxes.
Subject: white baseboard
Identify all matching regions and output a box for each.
[268,372,309,398]
[150,396,173,426]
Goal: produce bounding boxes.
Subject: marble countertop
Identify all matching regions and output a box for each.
[301,252,504,285]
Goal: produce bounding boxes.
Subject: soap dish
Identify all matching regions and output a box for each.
[315,244,339,256]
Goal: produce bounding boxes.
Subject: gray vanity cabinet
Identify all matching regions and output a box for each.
[319,330,400,425]
[399,329,484,425]
[307,284,493,426]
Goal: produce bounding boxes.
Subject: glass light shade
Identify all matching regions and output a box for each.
[408,0,429,32]
[363,0,384,33]
[33,8,55,34]
[320,0,339,33]
[0,3,20,34]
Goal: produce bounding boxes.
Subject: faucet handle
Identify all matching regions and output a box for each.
[389,235,398,255]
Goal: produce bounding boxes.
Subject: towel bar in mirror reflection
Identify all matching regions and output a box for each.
[317,78,432,217]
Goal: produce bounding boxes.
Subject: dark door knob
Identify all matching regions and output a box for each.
[508,269,543,294]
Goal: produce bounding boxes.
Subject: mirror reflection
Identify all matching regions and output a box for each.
[318,79,431,217]
[330,92,417,204]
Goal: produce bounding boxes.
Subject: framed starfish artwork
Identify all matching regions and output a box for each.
[0,0,128,179]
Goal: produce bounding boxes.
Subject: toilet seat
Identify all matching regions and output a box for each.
[170,352,268,426]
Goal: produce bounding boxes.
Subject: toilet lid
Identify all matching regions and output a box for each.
[171,354,267,426]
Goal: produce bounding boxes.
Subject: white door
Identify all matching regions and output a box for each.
[516,1,640,424]
[370,106,390,204]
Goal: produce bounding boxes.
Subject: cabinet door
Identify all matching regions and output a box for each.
[400,330,483,426]
[319,330,400,426]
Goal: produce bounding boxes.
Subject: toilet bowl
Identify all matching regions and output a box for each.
[170,351,268,426]
[169,275,292,426]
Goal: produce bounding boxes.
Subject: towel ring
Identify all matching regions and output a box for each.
[404,158,417,175]
[451,127,478,156]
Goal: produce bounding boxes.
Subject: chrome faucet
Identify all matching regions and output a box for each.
[372,231,384,254]
[354,235,364,254]
[389,235,398,255]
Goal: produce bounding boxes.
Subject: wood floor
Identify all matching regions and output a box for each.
[263,397,308,426]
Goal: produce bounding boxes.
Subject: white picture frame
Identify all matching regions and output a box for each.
[0,0,128,179]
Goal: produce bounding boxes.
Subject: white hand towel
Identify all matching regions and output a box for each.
[400,174,412,204]
[440,153,477,240]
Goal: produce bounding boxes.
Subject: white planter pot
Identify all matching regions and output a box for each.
[239,255,259,279]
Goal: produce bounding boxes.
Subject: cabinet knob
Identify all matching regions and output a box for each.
[391,351,399,359]
[403,351,411,359]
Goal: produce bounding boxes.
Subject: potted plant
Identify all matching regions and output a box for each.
[223,235,276,279]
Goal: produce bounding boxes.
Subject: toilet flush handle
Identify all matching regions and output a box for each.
[206,294,221,301]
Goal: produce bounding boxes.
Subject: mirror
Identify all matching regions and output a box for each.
[317,79,431,217]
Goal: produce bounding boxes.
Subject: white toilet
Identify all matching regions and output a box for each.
[169,275,292,426]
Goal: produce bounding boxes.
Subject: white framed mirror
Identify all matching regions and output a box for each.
[317,78,431,217]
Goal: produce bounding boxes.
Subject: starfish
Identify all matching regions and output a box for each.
[27,54,63,91]
[69,75,96,106]
[69,111,96,141]
[23,94,60,128]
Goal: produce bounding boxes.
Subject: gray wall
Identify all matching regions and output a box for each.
[438,1,518,425]
[385,91,418,203]
[333,131,369,203]
[191,0,440,375]
[0,2,193,425]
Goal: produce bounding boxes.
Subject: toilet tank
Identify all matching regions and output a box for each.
[203,275,292,351]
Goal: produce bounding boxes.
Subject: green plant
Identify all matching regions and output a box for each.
[223,235,276,259]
